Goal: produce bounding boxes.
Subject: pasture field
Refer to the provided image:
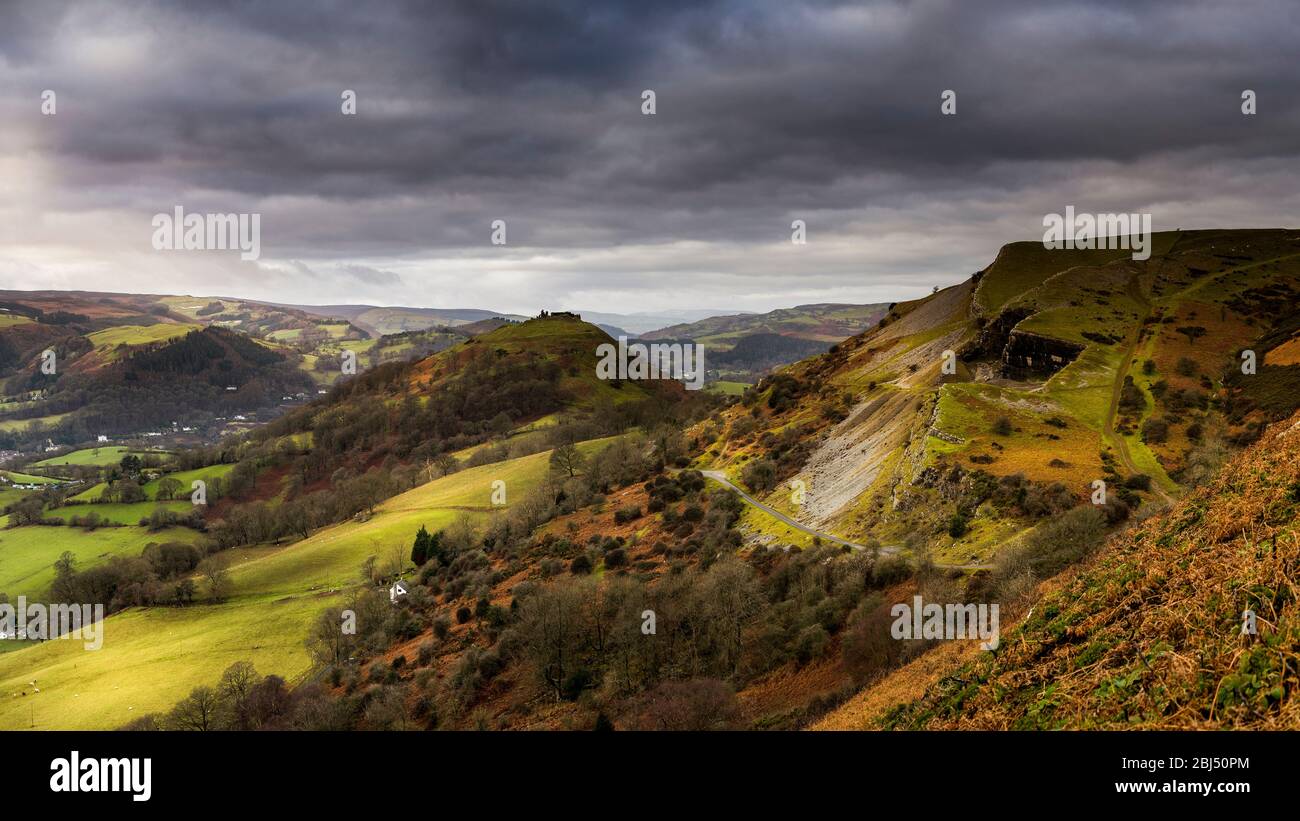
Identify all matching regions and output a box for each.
[66,464,231,503]
[0,594,330,730]
[0,470,65,485]
[0,525,204,601]
[86,323,196,355]
[0,437,618,729]
[43,501,194,526]
[32,447,169,467]
[707,380,750,396]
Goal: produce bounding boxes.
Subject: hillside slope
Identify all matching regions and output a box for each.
[642,302,891,348]
[696,229,1300,566]
[847,409,1300,730]
[642,302,891,383]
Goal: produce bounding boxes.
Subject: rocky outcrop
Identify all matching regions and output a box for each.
[958,305,1083,381]
[1001,330,1085,380]
[959,307,1031,363]
[927,428,964,444]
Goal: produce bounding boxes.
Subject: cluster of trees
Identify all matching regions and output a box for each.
[209,469,401,549]
[748,372,809,414]
[47,544,230,614]
[410,525,447,567]
[971,505,1108,604]
[124,661,352,731]
[379,536,924,728]
[948,467,1081,521]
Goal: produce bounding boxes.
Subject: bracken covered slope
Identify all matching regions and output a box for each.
[873,409,1300,729]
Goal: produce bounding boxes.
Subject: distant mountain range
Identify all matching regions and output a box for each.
[262,302,529,337]
[0,290,903,447]
[641,302,892,382]
[640,302,891,346]
[268,302,747,338]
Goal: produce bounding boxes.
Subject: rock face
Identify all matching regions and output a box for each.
[1001,330,1085,380]
[799,390,922,526]
[960,308,1031,363]
[959,306,1084,381]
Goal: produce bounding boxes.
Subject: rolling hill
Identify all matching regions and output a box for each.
[0,324,312,446]
[640,302,892,384]
[4,229,1298,733]
[641,302,892,347]
[265,302,529,337]
[0,313,704,729]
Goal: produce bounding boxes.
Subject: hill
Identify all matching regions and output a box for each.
[0,314,713,729]
[0,291,483,446]
[0,324,312,446]
[0,438,617,729]
[825,408,1300,730]
[640,302,891,384]
[265,302,529,337]
[694,229,1300,566]
[641,302,891,348]
[5,230,1298,733]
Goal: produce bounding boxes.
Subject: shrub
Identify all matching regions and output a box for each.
[613,505,642,524]
[1124,474,1152,491]
[1141,418,1169,444]
[635,679,742,730]
[431,615,452,641]
[993,505,1106,591]
[561,668,594,701]
[740,460,778,493]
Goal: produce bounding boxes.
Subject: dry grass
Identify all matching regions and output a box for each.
[875,411,1300,729]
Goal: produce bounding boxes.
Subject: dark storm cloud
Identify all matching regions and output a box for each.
[1,0,1297,311]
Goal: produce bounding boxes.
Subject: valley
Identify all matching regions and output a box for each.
[1,228,1298,731]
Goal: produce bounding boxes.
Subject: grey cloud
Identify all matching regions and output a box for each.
[1,0,1297,312]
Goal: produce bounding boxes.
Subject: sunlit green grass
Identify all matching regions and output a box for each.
[0,436,619,729]
[0,525,203,600]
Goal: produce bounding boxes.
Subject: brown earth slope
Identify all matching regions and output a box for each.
[822,409,1300,730]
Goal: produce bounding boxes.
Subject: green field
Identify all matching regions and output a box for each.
[33,447,127,467]
[142,464,235,500]
[707,380,750,396]
[44,501,193,526]
[0,470,65,485]
[0,595,331,730]
[68,463,234,504]
[0,487,36,511]
[0,436,618,729]
[86,323,196,353]
[229,436,616,597]
[0,525,203,601]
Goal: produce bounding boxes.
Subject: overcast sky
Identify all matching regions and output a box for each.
[1,0,1297,315]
